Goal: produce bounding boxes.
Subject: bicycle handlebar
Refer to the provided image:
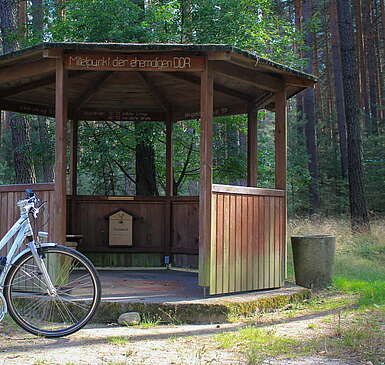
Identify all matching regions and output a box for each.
[17,190,42,218]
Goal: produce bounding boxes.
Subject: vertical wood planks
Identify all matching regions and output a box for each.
[275,89,288,284]
[198,59,213,287]
[0,184,55,256]
[210,187,285,295]
[229,194,236,291]
[54,56,68,245]
[210,193,217,293]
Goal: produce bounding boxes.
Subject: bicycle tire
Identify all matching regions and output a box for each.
[4,245,101,337]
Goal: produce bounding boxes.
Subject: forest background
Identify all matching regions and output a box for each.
[0,0,384,228]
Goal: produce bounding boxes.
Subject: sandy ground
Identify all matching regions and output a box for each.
[0,308,367,365]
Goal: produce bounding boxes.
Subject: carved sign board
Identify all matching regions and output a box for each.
[65,53,205,72]
[109,210,133,246]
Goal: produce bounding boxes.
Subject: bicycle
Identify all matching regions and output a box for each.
[0,189,101,337]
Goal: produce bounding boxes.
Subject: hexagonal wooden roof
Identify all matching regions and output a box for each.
[0,42,316,122]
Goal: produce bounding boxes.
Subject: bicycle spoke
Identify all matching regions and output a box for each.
[6,247,100,337]
[55,295,92,312]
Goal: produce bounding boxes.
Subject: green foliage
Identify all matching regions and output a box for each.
[2,0,382,217]
[49,0,149,43]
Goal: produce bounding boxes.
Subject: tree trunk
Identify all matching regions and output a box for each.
[354,0,370,126]
[135,122,158,196]
[336,0,370,232]
[0,0,36,184]
[181,0,192,42]
[0,0,20,53]
[312,33,324,121]
[31,0,54,182]
[37,116,54,182]
[31,0,44,41]
[6,113,36,183]
[302,0,320,214]
[362,0,379,133]
[324,21,334,120]
[380,0,385,123]
[329,0,348,178]
[294,0,304,141]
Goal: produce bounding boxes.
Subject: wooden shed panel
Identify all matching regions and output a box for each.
[210,185,285,295]
[74,198,167,253]
[0,184,55,256]
[171,199,199,254]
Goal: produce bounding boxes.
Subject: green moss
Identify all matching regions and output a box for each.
[93,288,311,324]
[226,289,311,320]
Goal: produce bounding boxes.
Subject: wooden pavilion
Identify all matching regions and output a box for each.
[0,43,316,295]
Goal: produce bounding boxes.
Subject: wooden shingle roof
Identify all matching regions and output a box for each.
[0,42,316,121]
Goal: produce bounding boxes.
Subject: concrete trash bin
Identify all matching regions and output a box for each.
[291,234,336,290]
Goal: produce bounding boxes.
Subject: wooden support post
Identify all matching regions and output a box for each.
[275,89,287,190]
[247,103,257,187]
[275,88,287,284]
[69,119,79,234]
[165,118,173,262]
[54,57,68,245]
[165,118,173,197]
[199,60,214,287]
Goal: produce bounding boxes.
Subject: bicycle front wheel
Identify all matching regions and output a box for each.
[4,245,101,337]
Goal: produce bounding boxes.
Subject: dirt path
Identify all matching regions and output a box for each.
[0,305,368,365]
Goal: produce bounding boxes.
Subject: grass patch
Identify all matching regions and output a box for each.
[136,314,161,328]
[288,217,385,306]
[216,306,385,364]
[324,306,385,364]
[334,278,385,306]
[216,327,311,364]
[107,336,130,344]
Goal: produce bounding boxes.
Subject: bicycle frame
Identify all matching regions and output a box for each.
[0,207,56,321]
[0,215,32,287]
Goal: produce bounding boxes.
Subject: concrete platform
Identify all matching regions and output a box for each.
[93,269,311,324]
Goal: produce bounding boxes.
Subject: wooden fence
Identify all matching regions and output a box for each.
[0,183,55,256]
[68,195,199,256]
[210,184,286,295]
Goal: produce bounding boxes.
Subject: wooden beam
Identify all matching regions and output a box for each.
[199,59,214,288]
[0,71,87,99]
[137,72,171,112]
[0,100,54,117]
[285,75,316,88]
[275,88,288,284]
[213,61,284,92]
[212,184,284,197]
[54,57,68,245]
[70,120,79,197]
[207,52,231,61]
[255,93,274,109]
[165,118,173,196]
[43,49,64,59]
[72,71,115,114]
[69,120,79,234]
[163,71,251,101]
[247,103,257,187]
[275,89,287,190]
[0,59,56,83]
[164,117,173,261]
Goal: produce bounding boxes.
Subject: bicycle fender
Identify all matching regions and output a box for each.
[10,243,57,265]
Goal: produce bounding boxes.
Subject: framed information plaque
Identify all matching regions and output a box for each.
[108,210,133,246]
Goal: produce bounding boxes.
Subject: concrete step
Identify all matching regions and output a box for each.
[93,283,310,324]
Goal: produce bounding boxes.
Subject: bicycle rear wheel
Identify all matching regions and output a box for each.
[4,245,101,337]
